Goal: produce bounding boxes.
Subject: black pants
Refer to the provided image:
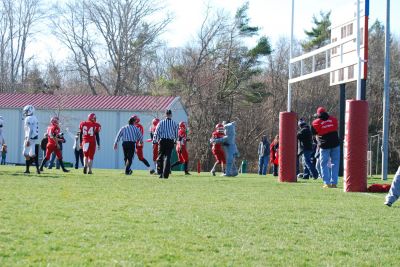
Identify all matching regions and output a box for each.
[74,149,84,168]
[122,141,136,174]
[273,164,279,176]
[157,139,175,178]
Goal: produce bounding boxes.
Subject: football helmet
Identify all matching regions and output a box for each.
[216,123,224,133]
[152,118,160,126]
[179,121,186,129]
[50,117,59,126]
[88,113,96,122]
[132,115,140,123]
[22,105,35,116]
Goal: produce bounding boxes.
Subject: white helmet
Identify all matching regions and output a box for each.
[22,105,35,116]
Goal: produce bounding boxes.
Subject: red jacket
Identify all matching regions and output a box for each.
[311,112,340,149]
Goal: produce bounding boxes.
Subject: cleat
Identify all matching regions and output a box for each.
[83,166,87,174]
[24,170,30,174]
[88,171,93,174]
[211,170,216,176]
[62,169,70,173]
[36,170,41,174]
[323,184,331,188]
[185,172,191,175]
[150,169,155,174]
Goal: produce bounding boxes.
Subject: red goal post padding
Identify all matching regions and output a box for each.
[344,100,368,192]
[279,112,297,182]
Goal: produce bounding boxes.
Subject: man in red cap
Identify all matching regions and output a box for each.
[311,107,340,188]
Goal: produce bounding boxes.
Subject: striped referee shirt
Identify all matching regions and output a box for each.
[114,124,143,144]
[153,118,178,142]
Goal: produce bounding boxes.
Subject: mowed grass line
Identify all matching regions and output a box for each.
[0,166,399,266]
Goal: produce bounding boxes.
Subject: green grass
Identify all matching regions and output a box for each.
[0,166,399,266]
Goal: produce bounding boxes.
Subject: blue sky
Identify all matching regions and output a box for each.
[29,0,399,64]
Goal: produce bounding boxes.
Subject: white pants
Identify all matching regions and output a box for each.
[23,139,37,157]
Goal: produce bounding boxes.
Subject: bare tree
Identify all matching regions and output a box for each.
[0,0,42,91]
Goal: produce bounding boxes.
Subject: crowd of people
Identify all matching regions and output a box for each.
[1,104,399,207]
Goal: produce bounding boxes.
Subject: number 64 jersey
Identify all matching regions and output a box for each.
[79,120,101,145]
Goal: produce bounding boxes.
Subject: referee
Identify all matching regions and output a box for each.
[114,116,143,175]
[153,109,178,179]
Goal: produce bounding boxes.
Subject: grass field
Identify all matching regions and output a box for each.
[0,165,399,266]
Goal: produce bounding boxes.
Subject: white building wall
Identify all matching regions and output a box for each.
[0,99,188,170]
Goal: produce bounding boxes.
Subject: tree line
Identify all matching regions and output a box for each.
[1,0,399,172]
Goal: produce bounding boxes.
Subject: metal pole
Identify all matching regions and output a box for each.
[356,0,362,100]
[382,0,390,180]
[287,0,294,112]
[376,135,380,175]
[339,84,346,177]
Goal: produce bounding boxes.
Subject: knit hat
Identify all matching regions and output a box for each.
[317,107,326,115]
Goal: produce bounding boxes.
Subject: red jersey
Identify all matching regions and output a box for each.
[47,125,61,146]
[211,131,224,151]
[178,129,187,147]
[80,121,101,143]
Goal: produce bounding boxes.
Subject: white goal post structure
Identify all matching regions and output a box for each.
[279,0,370,191]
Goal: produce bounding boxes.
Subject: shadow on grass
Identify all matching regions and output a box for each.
[10,172,62,179]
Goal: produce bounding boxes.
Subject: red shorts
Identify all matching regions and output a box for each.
[152,143,158,162]
[82,141,96,160]
[136,144,144,160]
[45,143,62,160]
[177,146,189,163]
[212,149,225,164]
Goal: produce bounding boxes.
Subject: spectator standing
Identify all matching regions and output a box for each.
[257,135,270,175]
[297,119,319,179]
[311,107,340,188]
[153,109,178,179]
[113,116,143,175]
[1,144,6,165]
[73,131,84,169]
[270,135,279,176]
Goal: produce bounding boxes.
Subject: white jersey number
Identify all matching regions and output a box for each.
[82,126,94,136]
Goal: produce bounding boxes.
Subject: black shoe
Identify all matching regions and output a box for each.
[75,166,78,169]
[62,169,70,173]
[83,166,87,174]
[159,175,163,179]
[126,170,133,175]
[88,171,93,174]
[36,169,41,174]
[384,201,392,207]
[24,170,30,174]
[150,169,155,174]
[185,172,191,175]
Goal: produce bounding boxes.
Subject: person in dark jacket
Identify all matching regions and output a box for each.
[297,119,319,179]
[257,135,270,175]
[311,107,340,188]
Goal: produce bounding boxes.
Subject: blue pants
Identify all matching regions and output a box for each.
[302,150,318,179]
[386,167,400,205]
[258,155,269,175]
[320,146,340,185]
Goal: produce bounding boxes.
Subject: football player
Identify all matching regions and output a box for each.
[149,118,160,172]
[22,105,41,174]
[133,115,155,174]
[210,123,226,176]
[39,117,69,172]
[170,121,191,175]
[79,113,101,174]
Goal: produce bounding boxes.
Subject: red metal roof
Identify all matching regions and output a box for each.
[0,93,178,111]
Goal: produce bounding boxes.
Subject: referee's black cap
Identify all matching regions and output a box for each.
[166,109,172,115]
